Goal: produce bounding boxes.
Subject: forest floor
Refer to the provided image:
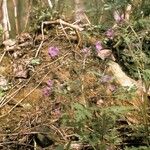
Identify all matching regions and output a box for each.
[0,24,149,150]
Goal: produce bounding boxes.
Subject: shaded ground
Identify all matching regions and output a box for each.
[0,27,149,150]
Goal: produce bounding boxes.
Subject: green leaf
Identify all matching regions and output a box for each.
[104,4,112,10]
[30,58,41,65]
[72,103,92,122]
[0,89,5,98]
[103,106,133,115]
[143,69,150,82]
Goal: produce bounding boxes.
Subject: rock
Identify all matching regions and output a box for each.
[107,60,150,95]
[35,133,54,148]
[34,125,54,148]
[107,60,136,87]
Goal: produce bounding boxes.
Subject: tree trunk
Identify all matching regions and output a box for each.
[2,0,10,40]
[0,0,3,24]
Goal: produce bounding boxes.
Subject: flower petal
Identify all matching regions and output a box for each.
[106,29,115,39]
[48,47,59,58]
[95,41,103,52]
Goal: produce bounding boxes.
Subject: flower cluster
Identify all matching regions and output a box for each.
[105,10,124,40]
[48,46,59,58]
[43,80,53,96]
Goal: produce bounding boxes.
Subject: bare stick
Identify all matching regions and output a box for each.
[34,21,44,57]
[35,19,83,58]
[45,19,84,31]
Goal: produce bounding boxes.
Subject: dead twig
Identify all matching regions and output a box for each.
[59,20,82,58]
[35,21,45,58]
[35,19,83,58]
[51,125,67,141]
[47,19,84,31]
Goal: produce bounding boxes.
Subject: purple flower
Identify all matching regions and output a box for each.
[106,29,115,39]
[100,75,112,83]
[48,46,59,58]
[47,80,53,88]
[43,87,51,96]
[42,80,53,96]
[95,41,103,52]
[113,11,124,23]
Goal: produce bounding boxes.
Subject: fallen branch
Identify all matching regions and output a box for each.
[35,19,83,58]
[44,19,84,31]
